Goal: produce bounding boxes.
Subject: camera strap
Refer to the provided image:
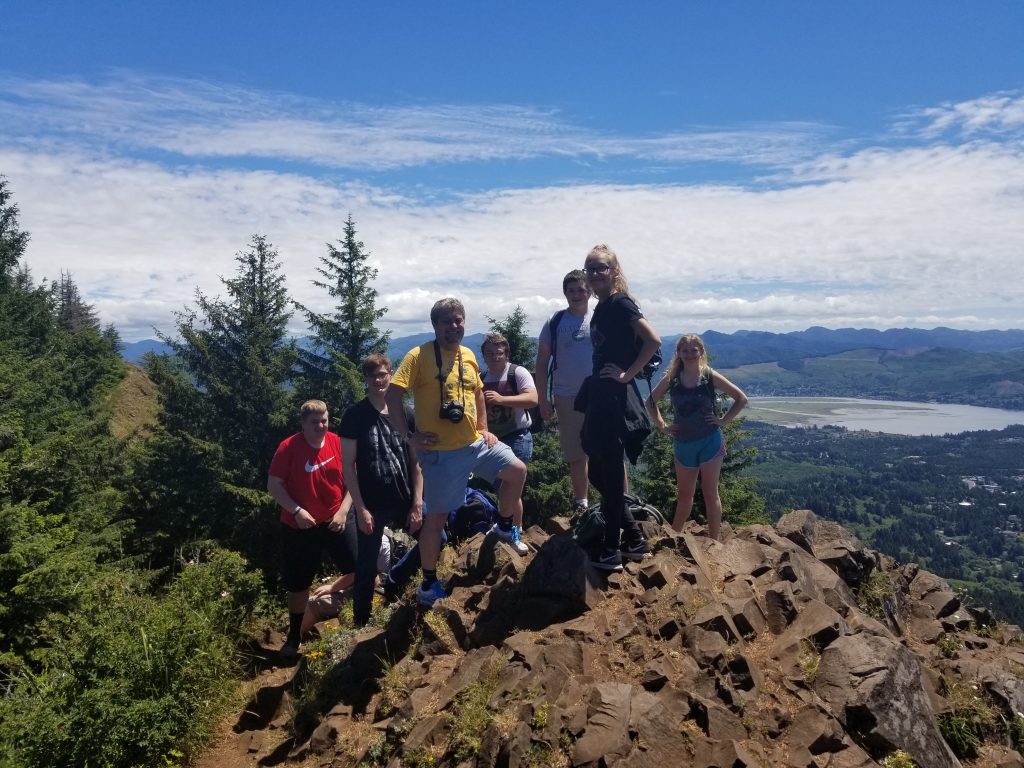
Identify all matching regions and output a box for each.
[433,340,465,406]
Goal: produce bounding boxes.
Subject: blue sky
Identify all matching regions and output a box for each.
[2,2,1023,340]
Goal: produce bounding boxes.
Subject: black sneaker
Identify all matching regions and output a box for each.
[571,500,588,517]
[279,637,300,662]
[621,539,652,561]
[590,548,623,572]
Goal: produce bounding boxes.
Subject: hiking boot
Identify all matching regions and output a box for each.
[279,637,300,662]
[621,539,653,561]
[415,580,447,608]
[510,525,529,555]
[590,548,623,572]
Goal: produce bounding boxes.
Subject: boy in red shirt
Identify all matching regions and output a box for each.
[267,399,352,659]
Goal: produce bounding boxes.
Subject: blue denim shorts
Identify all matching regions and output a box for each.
[673,429,725,469]
[417,438,518,516]
[500,429,533,464]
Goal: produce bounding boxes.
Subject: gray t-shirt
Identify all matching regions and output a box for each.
[539,308,592,398]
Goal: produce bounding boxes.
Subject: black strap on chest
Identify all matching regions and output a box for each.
[433,340,465,405]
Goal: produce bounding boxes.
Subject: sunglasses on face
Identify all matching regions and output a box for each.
[583,264,611,275]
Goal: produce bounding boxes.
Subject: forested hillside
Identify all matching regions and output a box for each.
[720,347,1024,410]
[744,420,1024,624]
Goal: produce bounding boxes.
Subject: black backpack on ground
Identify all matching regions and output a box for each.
[447,488,500,543]
[570,493,667,553]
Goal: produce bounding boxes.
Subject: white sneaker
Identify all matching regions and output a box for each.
[510,525,529,555]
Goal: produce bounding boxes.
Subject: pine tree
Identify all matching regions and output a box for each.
[135,235,297,567]
[0,178,53,352]
[295,214,390,416]
[53,271,100,332]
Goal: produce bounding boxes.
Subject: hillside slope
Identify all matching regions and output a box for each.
[198,511,1024,768]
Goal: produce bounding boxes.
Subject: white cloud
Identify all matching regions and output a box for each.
[0,73,825,170]
[2,75,1024,341]
[904,91,1024,138]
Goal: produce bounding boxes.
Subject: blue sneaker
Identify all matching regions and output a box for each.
[416,580,447,607]
[510,525,529,555]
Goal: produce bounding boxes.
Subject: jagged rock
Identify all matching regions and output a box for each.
[776,509,875,587]
[572,682,634,764]
[716,537,774,582]
[687,693,747,742]
[813,633,961,768]
[400,713,447,756]
[199,510,1024,768]
[725,595,767,637]
[521,533,604,613]
[909,570,961,619]
[763,580,799,633]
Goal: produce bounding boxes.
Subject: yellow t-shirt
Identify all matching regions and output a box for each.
[391,342,483,451]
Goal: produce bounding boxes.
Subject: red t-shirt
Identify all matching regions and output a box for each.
[269,432,346,528]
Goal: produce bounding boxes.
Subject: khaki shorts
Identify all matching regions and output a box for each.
[307,586,354,621]
[554,395,586,463]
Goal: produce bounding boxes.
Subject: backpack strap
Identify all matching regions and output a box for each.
[546,309,566,398]
[507,363,520,396]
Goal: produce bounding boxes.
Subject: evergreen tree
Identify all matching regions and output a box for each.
[295,215,389,416]
[0,178,54,353]
[486,305,537,369]
[134,235,297,568]
[53,270,100,332]
[0,176,29,287]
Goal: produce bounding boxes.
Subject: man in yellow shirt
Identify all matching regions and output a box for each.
[385,298,527,607]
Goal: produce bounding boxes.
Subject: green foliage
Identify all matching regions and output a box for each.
[447,655,506,761]
[295,214,389,418]
[882,750,918,768]
[856,570,896,620]
[0,545,261,768]
[522,430,574,525]
[486,305,537,371]
[132,235,297,572]
[935,679,999,759]
[747,421,1024,625]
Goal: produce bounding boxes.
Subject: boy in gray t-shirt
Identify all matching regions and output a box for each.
[535,270,593,514]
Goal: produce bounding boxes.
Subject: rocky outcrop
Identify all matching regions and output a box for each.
[204,509,1024,768]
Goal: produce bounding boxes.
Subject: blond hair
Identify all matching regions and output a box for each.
[300,399,328,420]
[586,244,631,297]
[665,334,710,383]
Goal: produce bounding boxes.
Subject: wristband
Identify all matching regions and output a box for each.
[291,505,302,516]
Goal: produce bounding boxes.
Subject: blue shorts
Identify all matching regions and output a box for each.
[500,429,533,464]
[673,429,725,469]
[417,438,519,516]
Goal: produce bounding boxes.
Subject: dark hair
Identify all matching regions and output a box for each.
[361,353,392,377]
[481,333,509,356]
[430,297,465,326]
[562,269,590,295]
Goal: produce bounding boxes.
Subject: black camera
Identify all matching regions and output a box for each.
[439,401,465,423]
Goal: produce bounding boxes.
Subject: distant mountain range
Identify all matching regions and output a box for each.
[122,326,1024,366]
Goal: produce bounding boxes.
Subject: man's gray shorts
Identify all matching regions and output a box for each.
[417,437,519,515]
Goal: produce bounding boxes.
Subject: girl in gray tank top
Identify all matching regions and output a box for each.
[644,335,749,540]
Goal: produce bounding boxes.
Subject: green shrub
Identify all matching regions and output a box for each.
[0,545,260,768]
[936,680,999,759]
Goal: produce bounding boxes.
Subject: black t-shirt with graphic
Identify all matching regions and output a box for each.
[338,399,416,513]
[590,292,644,376]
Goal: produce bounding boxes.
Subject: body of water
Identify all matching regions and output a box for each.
[746,397,1024,436]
